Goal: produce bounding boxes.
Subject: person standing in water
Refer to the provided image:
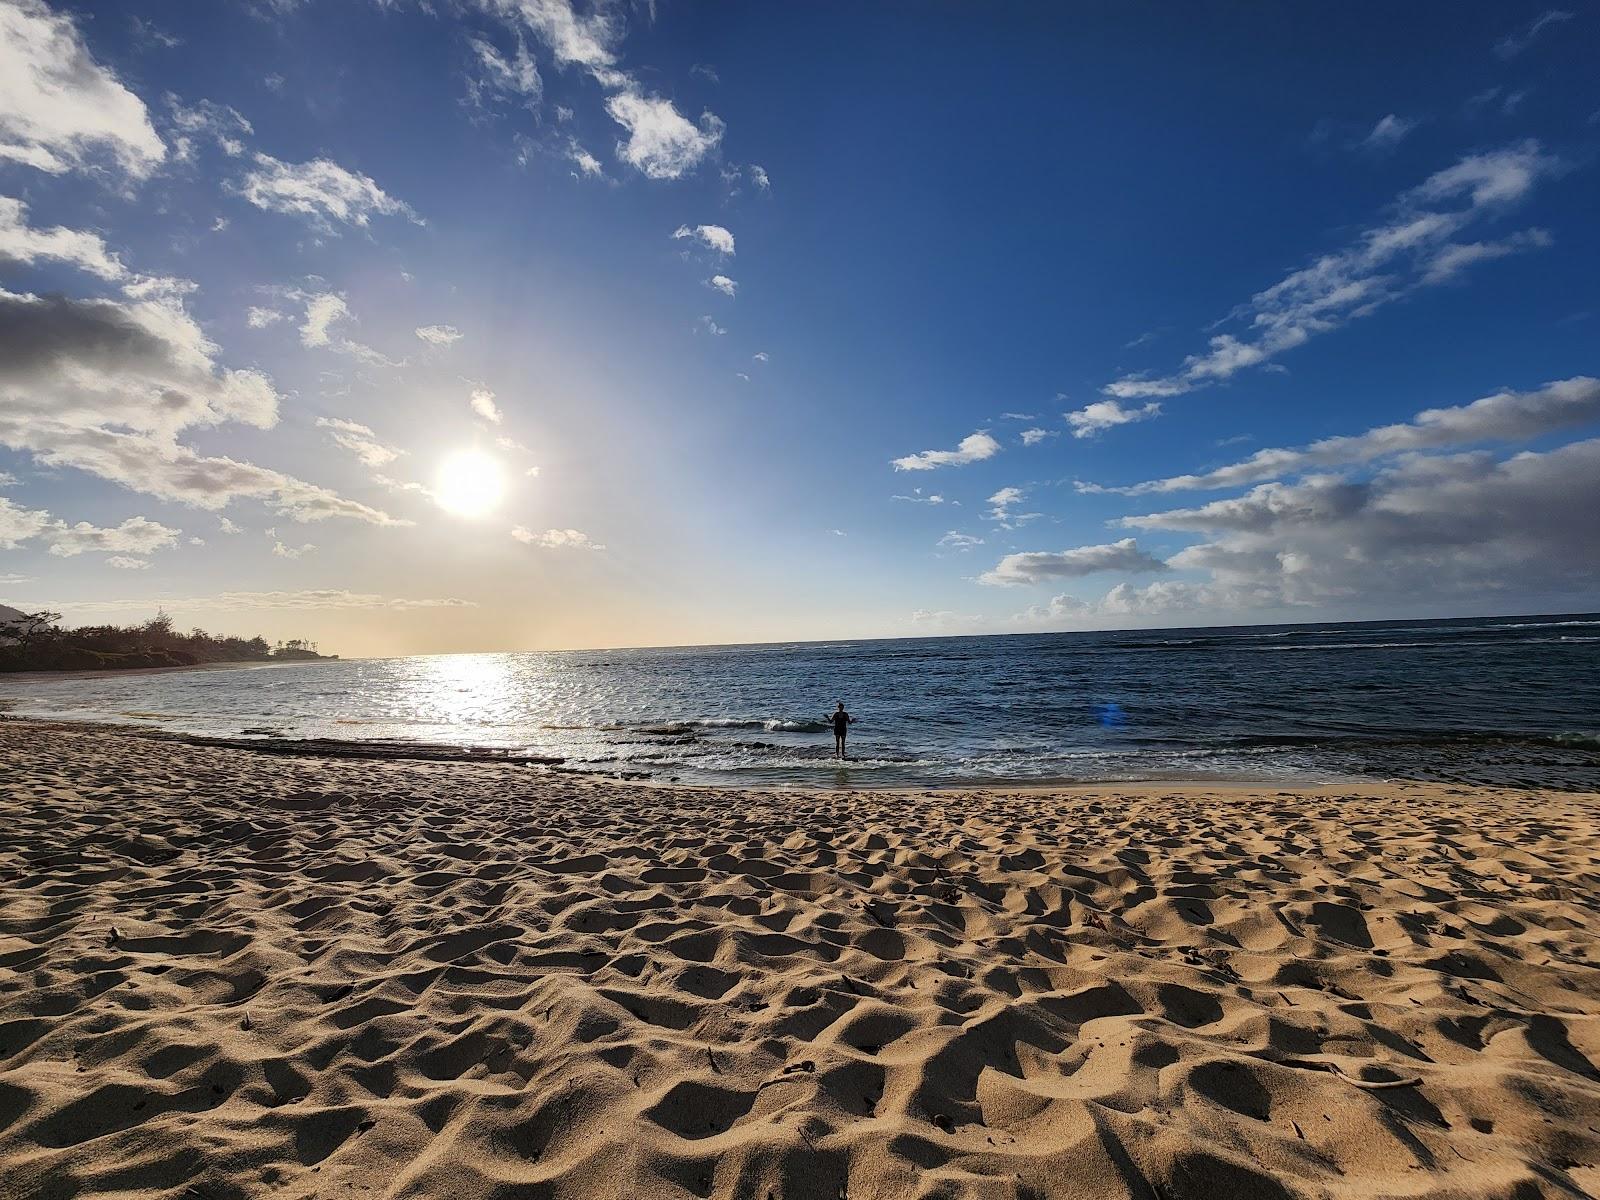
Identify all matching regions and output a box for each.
[828,701,855,760]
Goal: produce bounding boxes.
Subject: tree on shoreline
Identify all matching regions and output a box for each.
[0,610,332,672]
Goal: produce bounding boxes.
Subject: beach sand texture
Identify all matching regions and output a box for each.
[2,723,1599,1199]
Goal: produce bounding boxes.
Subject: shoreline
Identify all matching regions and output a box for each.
[0,713,1383,793]
[1,723,1597,1198]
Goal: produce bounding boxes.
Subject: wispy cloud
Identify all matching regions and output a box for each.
[1494,9,1573,58]
[1105,142,1561,401]
[707,274,737,297]
[469,387,503,424]
[1358,113,1416,152]
[316,417,403,468]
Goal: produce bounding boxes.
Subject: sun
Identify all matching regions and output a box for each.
[434,449,507,518]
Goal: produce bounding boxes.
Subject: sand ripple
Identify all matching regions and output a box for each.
[2,724,1600,1198]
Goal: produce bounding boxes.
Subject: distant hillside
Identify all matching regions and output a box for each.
[0,609,336,672]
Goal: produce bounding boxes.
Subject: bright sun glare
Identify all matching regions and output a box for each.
[434,450,507,518]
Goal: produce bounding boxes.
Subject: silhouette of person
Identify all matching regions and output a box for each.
[829,701,855,760]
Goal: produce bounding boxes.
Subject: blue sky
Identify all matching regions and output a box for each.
[0,0,1596,653]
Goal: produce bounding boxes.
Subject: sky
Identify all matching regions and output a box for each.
[0,0,1596,656]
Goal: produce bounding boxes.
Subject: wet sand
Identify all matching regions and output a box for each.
[2,721,1598,1199]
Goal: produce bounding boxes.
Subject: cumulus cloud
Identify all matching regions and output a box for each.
[246,305,285,328]
[707,274,737,297]
[0,196,126,280]
[0,496,54,549]
[271,539,314,559]
[979,538,1169,586]
[673,223,734,256]
[985,487,1037,527]
[1494,9,1573,58]
[1120,439,1600,605]
[0,0,166,178]
[47,515,178,558]
[469,387,503,424]
[0,497,178,558]
[512,526,604,550]
[1019,427,1057,446]
[892,431,1000,472]
[105,555,149,569]
[299,292,349,347]
[316,417,403,468]
[415,323,462,346]
[606,92,723,180]
[1084,376,1600,495]
[0,279,403,525]
[1067,399,1161,437]
[236,153,419,231]
[1106,142,1561,400]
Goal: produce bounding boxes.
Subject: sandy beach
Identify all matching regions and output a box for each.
[2,722,1598,1199]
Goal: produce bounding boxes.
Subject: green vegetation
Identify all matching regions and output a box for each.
[0,610,335,672]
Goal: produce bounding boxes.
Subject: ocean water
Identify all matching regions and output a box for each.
[3,613,1598,789]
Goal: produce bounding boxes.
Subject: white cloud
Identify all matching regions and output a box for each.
[752,351,768,363]
[479,0,620,74]
[299,293,349,348]
[246,305,285,328]
[893,490,946,505]
[1106,142,1561,400]
[698,315,726,336]
[469,387,503,424]
[1421,228,1551,284]
[236,153,419,230]
[749,164,770,191]
[0,496,53,549]
[512,526,604,550]
[47,515,178,558]
[415,323,462,346]
[0,0,166,178]
[986,486,1025,521]
[1494,9,1573,58]
[979,538,1169,586]
[1086,376,1600,495]
[1019,427,1057,446]
[606,91,723,180]
[316,416,403,468]
[673,223,734,256]
[566,140,602,177]
[1067,399,1161,437]
[707,274,737,297]
[937,531,983,551]
[892,430,1000,472]
[0,196,126,280]
[218,517,242,535]
[271,540,315,559]
[1359,113,1416,152]
[105,555,149,570]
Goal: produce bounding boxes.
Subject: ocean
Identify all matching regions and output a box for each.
[3,612,1597,789]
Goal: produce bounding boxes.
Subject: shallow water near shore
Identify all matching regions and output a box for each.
[3,612,1597,788]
